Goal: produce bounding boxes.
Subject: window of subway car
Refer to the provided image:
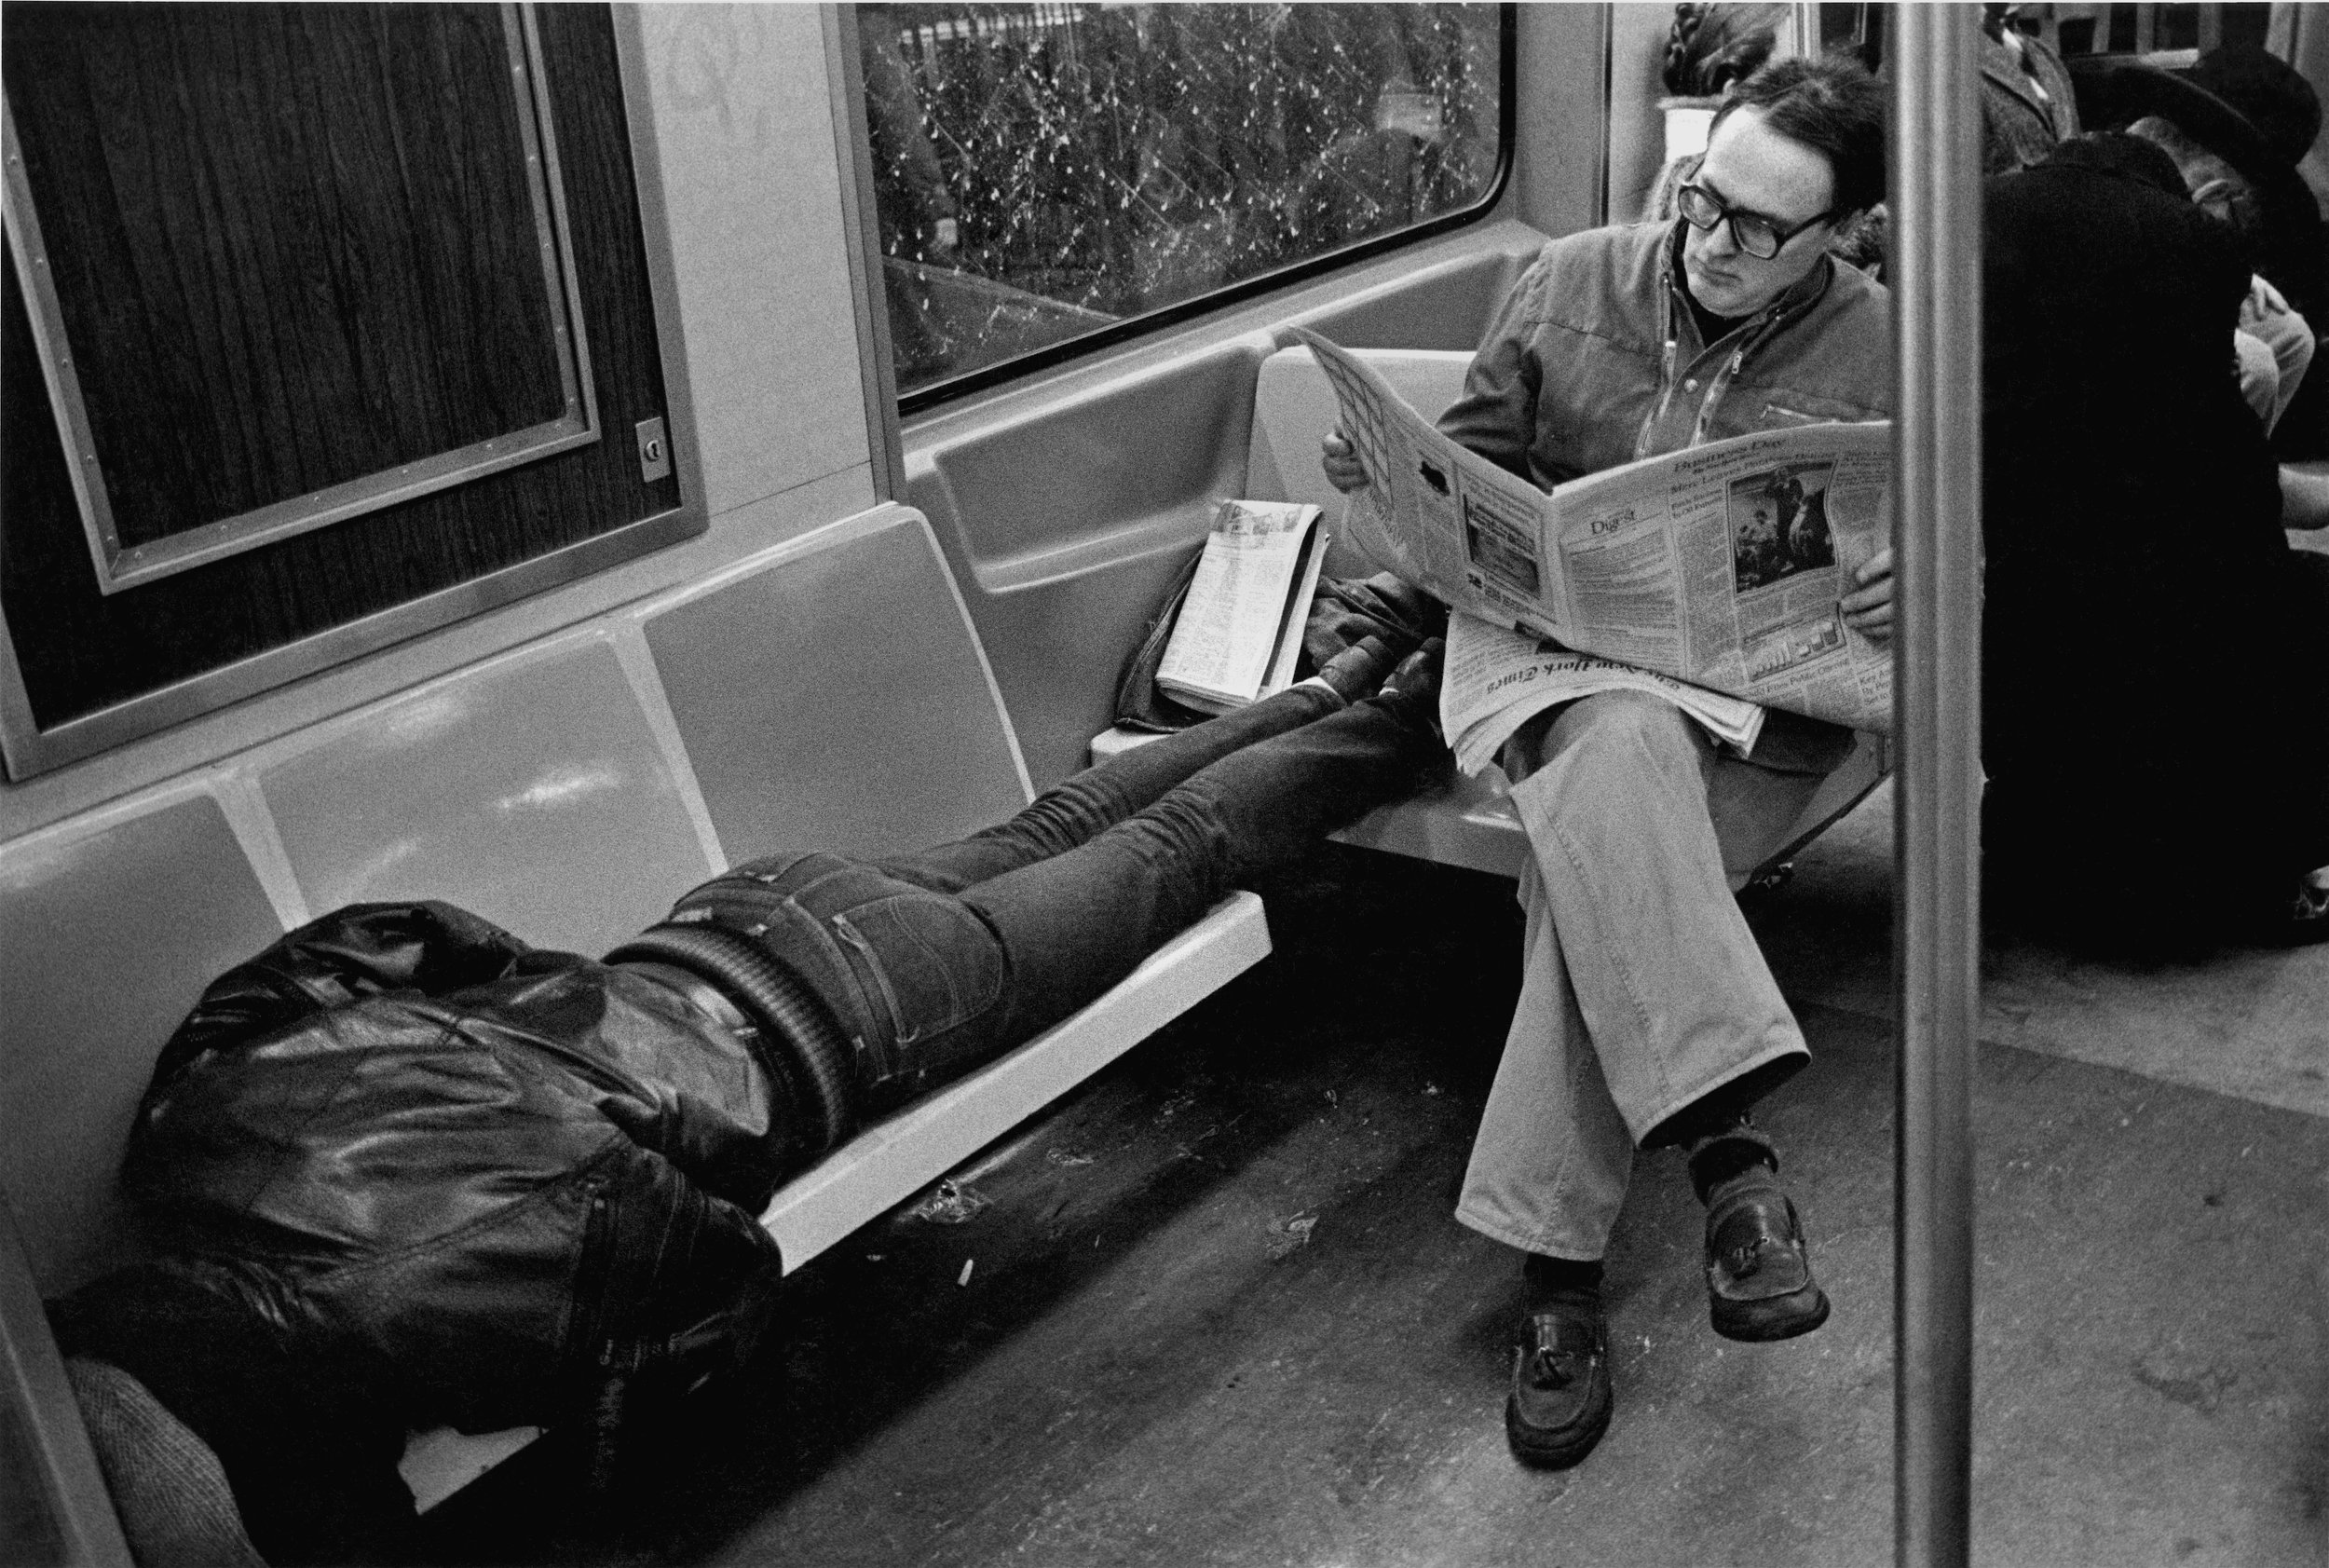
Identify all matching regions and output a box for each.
[856,2,1511,406]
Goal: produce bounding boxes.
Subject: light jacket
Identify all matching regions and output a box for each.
[1438,220,1893,494]
[1436,220,1892,767]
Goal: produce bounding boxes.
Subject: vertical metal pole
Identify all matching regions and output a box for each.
[1891,7,1982,1568]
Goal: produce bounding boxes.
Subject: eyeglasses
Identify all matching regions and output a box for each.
[1675,181,1834,260]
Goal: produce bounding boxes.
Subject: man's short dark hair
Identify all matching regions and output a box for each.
[1710,55,1888,215]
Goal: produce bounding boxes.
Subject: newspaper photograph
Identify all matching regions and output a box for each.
[1290,326,1893,763]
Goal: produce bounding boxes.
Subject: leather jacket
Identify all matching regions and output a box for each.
[56,902,799,1559]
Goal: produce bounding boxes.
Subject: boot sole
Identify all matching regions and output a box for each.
[1710,1281,1831,1343]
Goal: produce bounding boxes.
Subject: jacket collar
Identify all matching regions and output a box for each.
[1659,217,1834,348]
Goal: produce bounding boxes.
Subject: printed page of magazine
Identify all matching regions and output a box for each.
[1291,327,1893,743]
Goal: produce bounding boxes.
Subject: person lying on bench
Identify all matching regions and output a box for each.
[49,635,1442,1565]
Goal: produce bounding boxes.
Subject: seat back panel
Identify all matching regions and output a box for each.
[256,638,707,957]
[0,796,283,1291]
[647,511,1029,866]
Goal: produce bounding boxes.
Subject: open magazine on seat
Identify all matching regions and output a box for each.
[1289,326,1894,774]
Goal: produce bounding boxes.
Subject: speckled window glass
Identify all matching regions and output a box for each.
[859,3,1505,398]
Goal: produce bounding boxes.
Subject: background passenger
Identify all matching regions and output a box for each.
[2077,47,2329,457]
[2125,113,2316,436]
[51,638,1446,1562]
[1323,55,1893,1471]
[2186,42,2329,352]
[1982,134,2329,948]
[1979,4,2078,173]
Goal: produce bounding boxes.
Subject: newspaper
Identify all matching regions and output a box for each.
[1290,327,1893,772]
[1443,616,1766,775]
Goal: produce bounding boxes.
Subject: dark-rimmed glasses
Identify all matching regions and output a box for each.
[1675,181,1834,260]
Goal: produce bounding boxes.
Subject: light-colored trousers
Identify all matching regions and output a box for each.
[1454,689,1840,1261]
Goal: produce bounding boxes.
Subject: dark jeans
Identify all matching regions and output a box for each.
[670,685,1441,1108]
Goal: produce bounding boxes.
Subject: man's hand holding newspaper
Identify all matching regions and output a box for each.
[1292,327,1894,774]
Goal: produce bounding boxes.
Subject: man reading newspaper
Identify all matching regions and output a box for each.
[1321,56,1894,1469]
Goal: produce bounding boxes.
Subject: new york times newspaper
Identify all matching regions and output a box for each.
[1291,328,1892,772]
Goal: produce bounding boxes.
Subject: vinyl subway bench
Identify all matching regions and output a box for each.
[0,505,1274,1535]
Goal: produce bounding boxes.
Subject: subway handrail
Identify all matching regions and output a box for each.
[1889,7,1984,1567]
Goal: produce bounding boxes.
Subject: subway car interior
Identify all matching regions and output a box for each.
[2,4,2325,1565]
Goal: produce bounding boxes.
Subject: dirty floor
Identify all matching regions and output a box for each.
[427,796,2329,1567]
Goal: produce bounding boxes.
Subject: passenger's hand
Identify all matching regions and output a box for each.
[1322,426,1371,495]
[1839,547,1894,644]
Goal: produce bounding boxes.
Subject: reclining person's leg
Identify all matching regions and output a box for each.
[882,683,1350,893]
[880,638,1409,893]
[671,667,1439,1111]
[960,687,1442,1048]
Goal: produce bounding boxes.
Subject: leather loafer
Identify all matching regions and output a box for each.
[1704,1171,1831,1343]
[1505,1296,1613,1468]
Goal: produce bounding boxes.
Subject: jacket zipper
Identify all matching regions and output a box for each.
[1643,235,1821,459]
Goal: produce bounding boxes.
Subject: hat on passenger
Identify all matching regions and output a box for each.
[2186,44,2322,169]
[2066,53,2276,188]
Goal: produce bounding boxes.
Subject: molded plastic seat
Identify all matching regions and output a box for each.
[0,795,286,1293]
[255,636,708,959]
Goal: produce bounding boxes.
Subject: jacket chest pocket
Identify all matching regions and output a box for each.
[1532,329,1657,479]
[828,893,1004,1051]
[1754,402,1832,429]
[1727,388,1875,438]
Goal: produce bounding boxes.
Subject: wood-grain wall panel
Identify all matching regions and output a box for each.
[0,3,685,743]
[4,3,568,547]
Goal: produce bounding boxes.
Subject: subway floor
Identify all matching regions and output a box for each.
[429,789,2329,1568]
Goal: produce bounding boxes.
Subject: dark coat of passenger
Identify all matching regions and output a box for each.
[52,902,802,1562]
[1982,161,2329,938]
